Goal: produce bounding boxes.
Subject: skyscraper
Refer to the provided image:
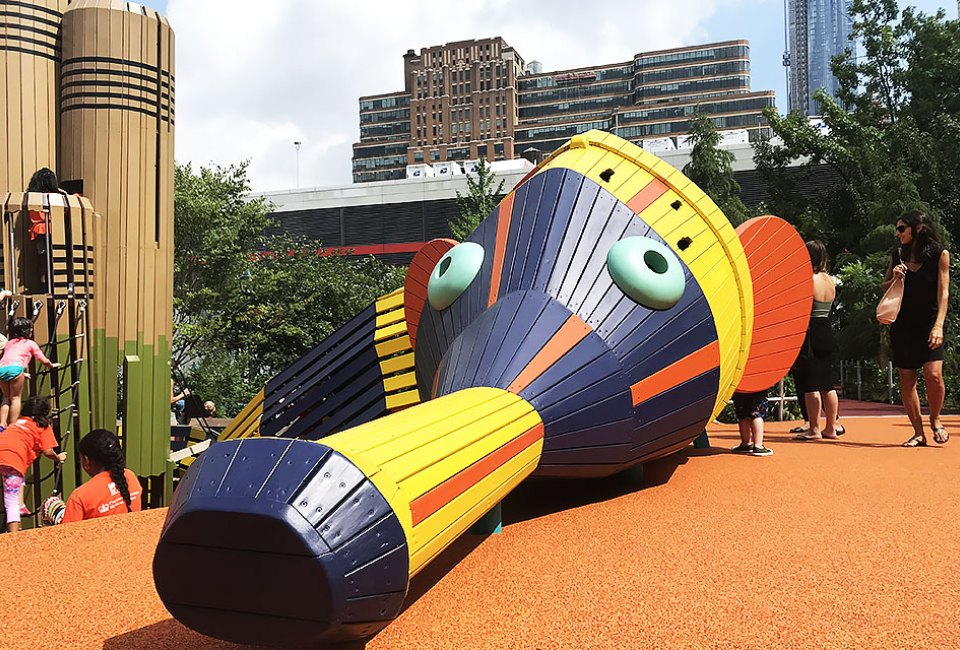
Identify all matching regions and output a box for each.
[787,0,854,115]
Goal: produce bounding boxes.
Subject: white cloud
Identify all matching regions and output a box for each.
[166,0,757,192]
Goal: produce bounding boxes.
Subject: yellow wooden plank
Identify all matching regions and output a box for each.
[384,389,421,411]
[395,410,540,498]
[383,371,417,393]
[376,289,405,313]
[375,335,412,358]
[374,320,409,342]
[408,442,542,575]
[326,388,511,455]
[373,398,535,476]
[375,308,406,328]
[379,352,415,375]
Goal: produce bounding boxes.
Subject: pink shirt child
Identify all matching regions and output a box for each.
[0,338,51,369]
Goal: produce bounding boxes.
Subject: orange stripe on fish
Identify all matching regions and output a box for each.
[626,178,668,214]
[409,422,544,527]
[630,340,720,406]
[487,192,516,307]
[507,314,592,394]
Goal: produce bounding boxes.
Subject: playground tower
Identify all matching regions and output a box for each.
[0,0,176,510]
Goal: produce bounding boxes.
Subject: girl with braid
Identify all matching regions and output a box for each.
[62,429,142,523]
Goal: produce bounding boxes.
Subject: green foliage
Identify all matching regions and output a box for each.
[174,162,406,416]
[753,0,960,407]
[450,158,505,241]
[682,113,750,226]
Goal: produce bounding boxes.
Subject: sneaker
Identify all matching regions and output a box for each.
[751,446,774,456]
[731,443,754,454]
[19,505,30,515]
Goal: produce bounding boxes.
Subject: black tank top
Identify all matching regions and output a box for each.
[893,246,941,328]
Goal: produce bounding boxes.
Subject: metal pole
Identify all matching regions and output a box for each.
[856,360,862,401]
[888,361,894,404]
[294,141,302,189]
[778,379,785,421]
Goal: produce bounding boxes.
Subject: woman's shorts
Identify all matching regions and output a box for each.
[0,365,24,382]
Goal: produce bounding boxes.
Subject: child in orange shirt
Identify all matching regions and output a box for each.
[0,318,59,427]
[0,396,66,532]
[62,429,142,523]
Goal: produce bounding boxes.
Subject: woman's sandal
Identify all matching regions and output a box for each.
[789,426,808,434]
[793,433,822,441]
[933,427,949,445]
[902,435,928,447]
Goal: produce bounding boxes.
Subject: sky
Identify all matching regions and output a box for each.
[133,0,955,192]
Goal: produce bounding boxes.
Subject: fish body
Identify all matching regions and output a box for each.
[154,131,812,646]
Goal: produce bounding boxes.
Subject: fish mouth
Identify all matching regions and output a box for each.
[154,387,543,646]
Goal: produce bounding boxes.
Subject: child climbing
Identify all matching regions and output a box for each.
[0,318,59,427]
[0,396,66,532]
[62,429,142,523]
[26,167,62,291]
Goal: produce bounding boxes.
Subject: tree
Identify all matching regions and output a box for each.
[682,113,750,226]
[174,162,406,416]
[752,0,960,405]
[450,158,505,241]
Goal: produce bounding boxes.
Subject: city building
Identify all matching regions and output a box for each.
[353,38,776,183]
[268,141,840,266]
[786,0,854,115]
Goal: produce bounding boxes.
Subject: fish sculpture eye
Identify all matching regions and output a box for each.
[607,237,686,310]
[427,242,485,310]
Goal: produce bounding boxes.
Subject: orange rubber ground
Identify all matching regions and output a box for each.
[2,415,958,650]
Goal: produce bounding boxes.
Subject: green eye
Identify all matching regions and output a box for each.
[607,237,685,310]
[427,242,484,310]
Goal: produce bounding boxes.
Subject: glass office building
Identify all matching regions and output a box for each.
[787,0,854,115]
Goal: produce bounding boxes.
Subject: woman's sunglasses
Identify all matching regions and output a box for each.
[895,225,908,233]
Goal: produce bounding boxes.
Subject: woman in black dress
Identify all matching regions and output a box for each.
[793,241,843,440]
[881,211,951,447]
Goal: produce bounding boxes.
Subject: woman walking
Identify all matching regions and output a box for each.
[881,211,950,447]
[794,241,844,440]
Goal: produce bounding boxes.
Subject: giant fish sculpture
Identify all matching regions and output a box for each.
[153,131,813,646]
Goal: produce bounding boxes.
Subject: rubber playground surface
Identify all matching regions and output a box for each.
[2,413,958,650]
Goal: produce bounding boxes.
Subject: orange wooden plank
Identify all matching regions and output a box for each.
[631,340,720,406]
[626,178,668,214]
[486,192,516,307]
[507,314,592,394]
[410,423,543,526]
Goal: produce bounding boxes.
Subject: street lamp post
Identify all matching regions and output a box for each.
[294,141,302,188]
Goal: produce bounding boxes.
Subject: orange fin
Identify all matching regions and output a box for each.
[735,216,813,392]
[404,239,457,350]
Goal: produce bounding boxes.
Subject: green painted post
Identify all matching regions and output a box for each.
[693,430,710,449]
[123,355,143,475]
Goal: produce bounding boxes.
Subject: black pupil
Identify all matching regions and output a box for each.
[439,256,452,277]
[644,250,668,274]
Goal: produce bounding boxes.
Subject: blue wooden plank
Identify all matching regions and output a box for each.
[494,175,537,300]
[545,181,610,301]
[533,172,594,293]
[503,171,552,295]
[633,369,720,434]
[554,189,620,307]
[266,303,377,395]
[542,417,635,451]
[618,310,717,384]
[492,295,570,388]
[280,365,385,439]
[518,169,570,291]
[567,201,638,317]
[538,441,635,466]
[260,345,382,436]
